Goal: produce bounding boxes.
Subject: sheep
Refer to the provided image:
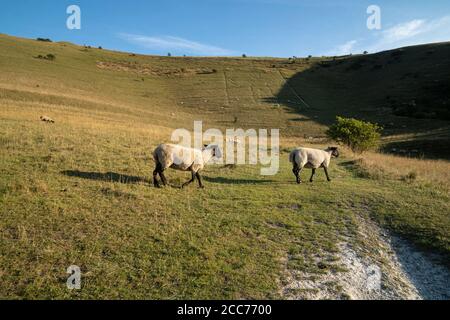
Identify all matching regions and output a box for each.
[289,147,339,184]
[152,144,222,189]
[40,115,54,123]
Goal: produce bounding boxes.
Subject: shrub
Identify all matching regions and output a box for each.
[34,54,56,61]
[37,38,52,42]
[242,54,247,58]
[326,116,382,153]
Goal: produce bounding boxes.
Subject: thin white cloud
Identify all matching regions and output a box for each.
[333,40,358,56]
[382,19,425,43]
[118,33,236,56]
[327,15,450,56]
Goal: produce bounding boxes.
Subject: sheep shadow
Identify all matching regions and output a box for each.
[61,170,149,184]
[203,176,276,185]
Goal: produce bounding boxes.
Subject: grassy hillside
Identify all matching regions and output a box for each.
[0,34,449,299]
[277,43,450,159]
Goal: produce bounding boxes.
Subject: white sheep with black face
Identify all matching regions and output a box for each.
[289,147,339,184]
[152,144,222,189]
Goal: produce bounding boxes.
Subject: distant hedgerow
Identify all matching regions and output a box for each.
[37,38,52,42]
[326,116,382,153]
[35,54,56,61]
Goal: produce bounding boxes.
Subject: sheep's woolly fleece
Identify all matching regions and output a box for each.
[289,147,335,169]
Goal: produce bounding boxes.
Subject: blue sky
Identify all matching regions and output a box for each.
[1,0,450,57]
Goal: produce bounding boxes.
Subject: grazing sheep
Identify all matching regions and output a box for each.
[40,115,54,123]
[289,147,339,184]
[152,144,222,189]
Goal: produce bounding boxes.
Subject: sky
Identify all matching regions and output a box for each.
[1,0,450,57]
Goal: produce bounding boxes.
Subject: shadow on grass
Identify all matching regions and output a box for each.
[337,160,366,178]
[338,160,359,168]
[61,170,149,184]
[203,176,276,185]
[381,138,450,160]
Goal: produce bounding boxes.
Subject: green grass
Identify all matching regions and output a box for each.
[0,34,449,299]
[0,120,448,298]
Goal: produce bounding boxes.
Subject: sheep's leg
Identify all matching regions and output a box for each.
[182,171,196,188]
[153,165,161,188]
[309,168,316,182]
[292,164,302,184]
[159,169,168,186]
[323,166,331,182]
[196,172,204,189]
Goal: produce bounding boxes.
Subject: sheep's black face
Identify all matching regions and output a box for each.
[328,147,339,157]
[331,147,339,158]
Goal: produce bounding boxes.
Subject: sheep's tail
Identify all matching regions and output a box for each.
[289,150,297,163]
[153,145,171,167]
[153,146,162,164]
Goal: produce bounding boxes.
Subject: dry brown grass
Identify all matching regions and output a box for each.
[352,151,450,188]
